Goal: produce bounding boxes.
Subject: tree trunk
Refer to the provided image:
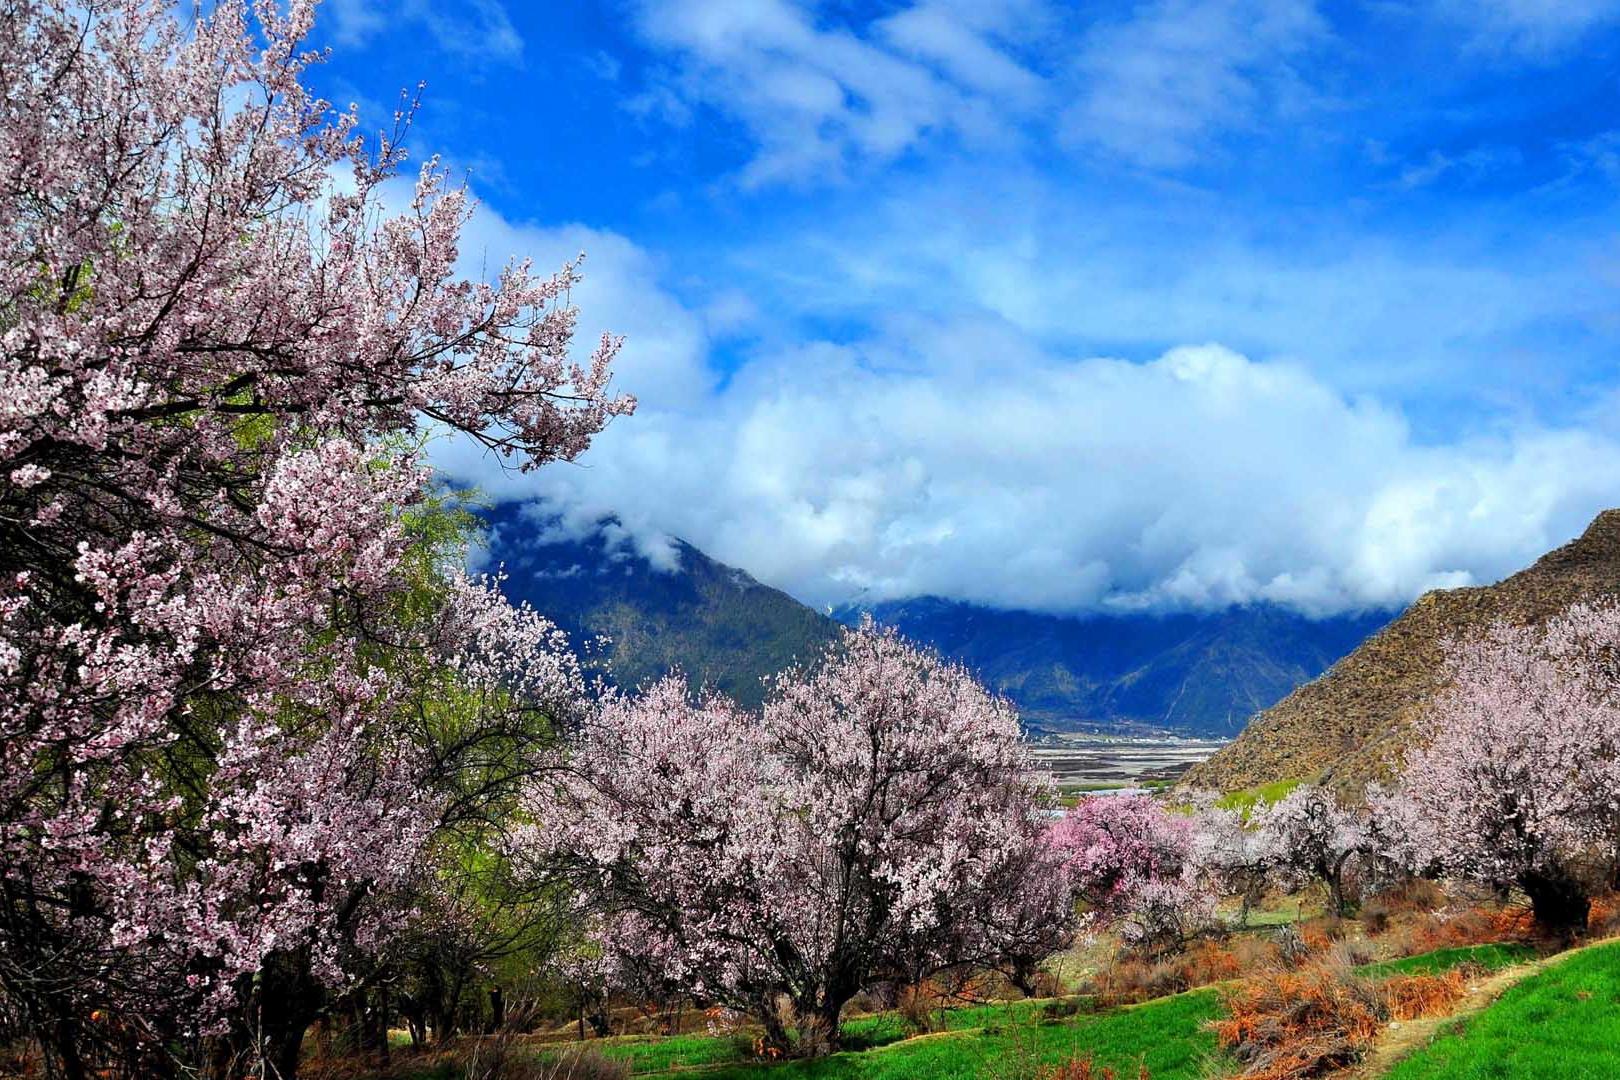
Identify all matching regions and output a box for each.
[1522,872,1590,943]
[757,999,792,1056]
[488,986,505,1033]
[258,951,323,1079]
[377,987,390,1065]
[814,996,846,1050]
[1327,851,1358,917]
[49,1016,87,1080]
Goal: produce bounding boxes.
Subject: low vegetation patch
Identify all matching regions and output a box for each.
[1215,780,1304,818]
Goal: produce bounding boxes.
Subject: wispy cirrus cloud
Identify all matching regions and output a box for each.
[321,0,523,63]
[1059,0,1327,169]
[624,0,1337,182]
[1437,0,1620,58]
[624,0,1053,186]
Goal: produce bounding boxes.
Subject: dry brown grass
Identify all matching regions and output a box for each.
[1091,957,1189,1006]
[1586,891,1620,936]
[1212,958,1388,1079]
[1380,970,1469,1022]
[1211,946,1481,1080]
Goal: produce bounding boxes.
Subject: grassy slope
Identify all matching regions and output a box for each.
[1213,777,1303,817]
[1362,943,1537,978]
[639,991,1222,1080]
[1382,941,1620,1079]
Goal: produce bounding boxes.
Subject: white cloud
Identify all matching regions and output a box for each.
[1439,0,1620,58]
[1060,0,1327,168]
[720,168,1616,411]
[622,0,1341,181]
[430,209,1620,617]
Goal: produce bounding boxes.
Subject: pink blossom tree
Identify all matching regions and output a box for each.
[1188,797,1276,926]
[1250,784,1369,917]
[1048,794,1210,955]
[0,1,626,1074]
[1403,604,1620,939]
[525,622,1073,1054]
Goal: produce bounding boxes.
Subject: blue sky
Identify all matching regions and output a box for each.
[308,0,1620,617]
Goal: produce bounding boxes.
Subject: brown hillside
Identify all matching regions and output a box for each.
[1180,509,1620,795]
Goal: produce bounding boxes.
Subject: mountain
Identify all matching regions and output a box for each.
[833,597,1390,736]
[483,504,1389,735]
[482,505,840,709]
[1182,509,1620,795]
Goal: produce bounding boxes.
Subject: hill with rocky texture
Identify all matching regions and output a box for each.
[1181,509,1620,794]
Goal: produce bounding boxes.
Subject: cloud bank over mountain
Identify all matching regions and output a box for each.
[431,205,1620,618]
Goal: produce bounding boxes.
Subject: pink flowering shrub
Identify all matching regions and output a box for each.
[526,621,1073,1054]
[0,1,624,1074]
[1048,794,1211,956]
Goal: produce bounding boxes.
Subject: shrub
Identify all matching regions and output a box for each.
[1330,938,1376,967]
[1407,907,1532,954]
[1094,957,1188,1005]
[1213,957,1388,1078]
[1382,970,1469,1022]
[1177,940,1243,987]
[1039,998,1092,1021]
[1587,892,1620,936]
[1272,925,1313,968]
[1230,936,1284,974]
[461,1043,630,1080]
[1029,970,1065,999]
[1360,896,1396,936]
[537,1049,632,1080]
[897,981,948,1034]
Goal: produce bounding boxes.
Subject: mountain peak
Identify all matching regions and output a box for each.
[1535,508,1620,570]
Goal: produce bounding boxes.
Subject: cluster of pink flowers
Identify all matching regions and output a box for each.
[1047,793,1209,954]
[0,0,623,1071]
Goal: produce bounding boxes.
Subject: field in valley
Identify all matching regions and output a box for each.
[1029,733,1228,793]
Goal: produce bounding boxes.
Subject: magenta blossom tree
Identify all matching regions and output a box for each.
[525,622,1072,1054]
[1403,604,1620,939]
[0,1,626,1074]
[1047,793,1210,955]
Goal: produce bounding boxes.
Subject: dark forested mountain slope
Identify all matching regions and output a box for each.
[834,598,1390,736]
[482,503,1389,734]
[481,504,840,709]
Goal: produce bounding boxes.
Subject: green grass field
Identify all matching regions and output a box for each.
[1383,941,1620,1079]
[1213,778,1303,817]
[554,943,1533,1079]
[1362,942,1538,978]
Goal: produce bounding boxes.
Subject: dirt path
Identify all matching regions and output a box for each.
[1350,936,1620,1078]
